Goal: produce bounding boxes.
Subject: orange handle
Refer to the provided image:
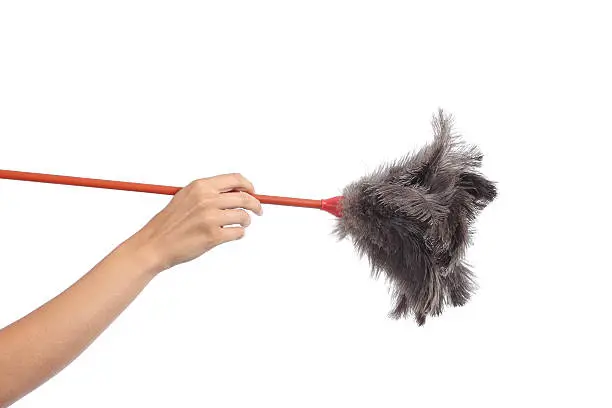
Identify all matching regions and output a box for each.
[0,169,322,210]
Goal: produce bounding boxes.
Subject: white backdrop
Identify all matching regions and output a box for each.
[1,1,610,407]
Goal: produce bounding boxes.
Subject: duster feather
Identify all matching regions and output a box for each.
[334,110,496,325]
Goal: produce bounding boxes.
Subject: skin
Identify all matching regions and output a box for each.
[0,173,263,407]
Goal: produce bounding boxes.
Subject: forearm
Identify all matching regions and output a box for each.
[0,234,161,407]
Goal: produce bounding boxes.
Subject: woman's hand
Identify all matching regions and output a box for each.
[129,173,263,274]
[0,173,262,407]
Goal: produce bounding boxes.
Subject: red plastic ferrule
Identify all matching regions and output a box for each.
[321,196,344,218]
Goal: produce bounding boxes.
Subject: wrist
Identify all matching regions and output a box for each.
[116,233,168,277]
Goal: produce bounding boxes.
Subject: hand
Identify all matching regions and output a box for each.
[128,173,263,274]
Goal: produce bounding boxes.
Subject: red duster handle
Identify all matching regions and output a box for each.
[0,169,343,217]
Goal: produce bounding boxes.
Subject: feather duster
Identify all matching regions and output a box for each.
[334,109,496,325]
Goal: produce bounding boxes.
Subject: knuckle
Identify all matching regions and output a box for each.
[240,210,251,226]
[196,196,213,209]
[249,197,262,212]
[230,172,243,183]
[234,227,246,239]
[210,228,223,243]
[192,186,216,204]
[233,173,253,189]
[200,209,219,225]
[240,191,251,203]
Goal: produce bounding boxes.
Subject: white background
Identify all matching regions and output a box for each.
[1,1,610,407]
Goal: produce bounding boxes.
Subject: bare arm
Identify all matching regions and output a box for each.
[0,173,262,407]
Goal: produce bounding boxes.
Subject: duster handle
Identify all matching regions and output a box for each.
[0,169,341,215]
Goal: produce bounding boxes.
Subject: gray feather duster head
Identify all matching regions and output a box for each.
[334,110,496,325]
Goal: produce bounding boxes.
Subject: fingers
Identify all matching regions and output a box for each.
[206,173,255,194]
[217,209,251,227]
[218,226,246,243]
[218,191,263,215]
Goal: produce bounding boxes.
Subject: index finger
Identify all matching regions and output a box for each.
[207,173,255,193]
